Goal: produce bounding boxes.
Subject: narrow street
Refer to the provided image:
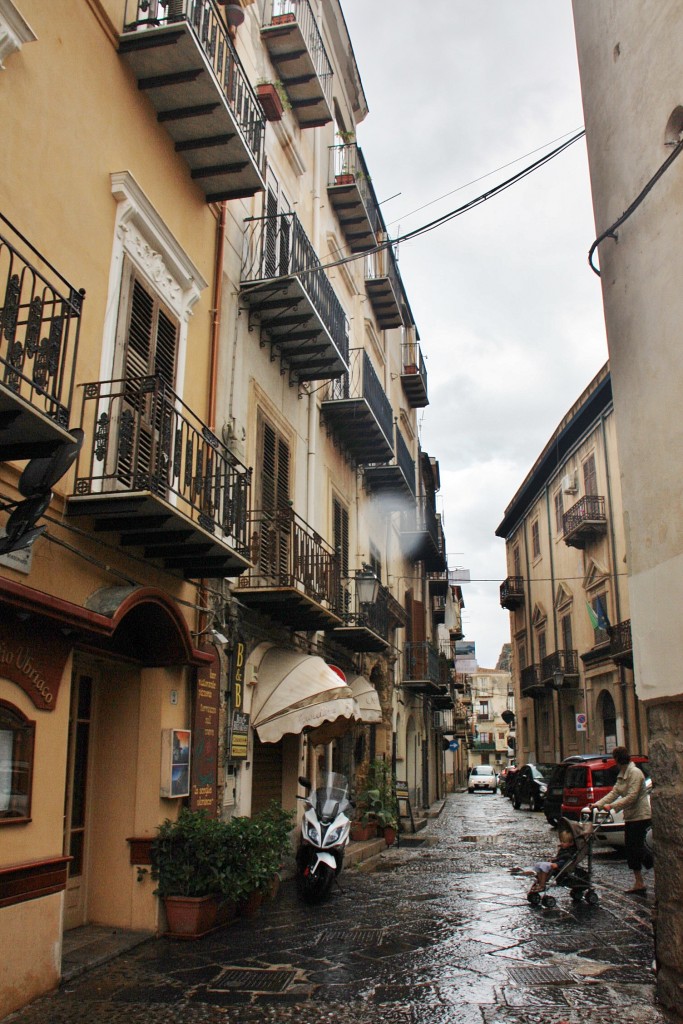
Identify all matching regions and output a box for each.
[5,793,672,1024]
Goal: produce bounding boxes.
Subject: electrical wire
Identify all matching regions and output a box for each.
[588,138,683,275]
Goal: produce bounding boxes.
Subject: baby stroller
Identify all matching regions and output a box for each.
[527,817,600,908]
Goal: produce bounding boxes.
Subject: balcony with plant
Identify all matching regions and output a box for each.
[261,0,333,128]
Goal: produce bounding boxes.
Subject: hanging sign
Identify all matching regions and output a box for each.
[190,644,220,815]
[228,640,249,759]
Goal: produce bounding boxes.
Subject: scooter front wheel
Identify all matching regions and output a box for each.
[297,862,335,903]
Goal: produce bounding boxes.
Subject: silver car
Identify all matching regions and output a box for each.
[468,765,498,793]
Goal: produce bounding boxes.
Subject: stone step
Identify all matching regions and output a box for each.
[345,837,387,868]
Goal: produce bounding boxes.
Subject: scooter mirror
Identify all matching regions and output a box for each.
[298,776,311,790]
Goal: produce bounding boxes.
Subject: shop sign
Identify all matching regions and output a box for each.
[227,640,249,760]
[0,617,70,710]
[190,645,220,815]
[229,710,250,759]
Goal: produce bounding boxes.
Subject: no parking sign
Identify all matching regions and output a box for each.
[576,713,587,732]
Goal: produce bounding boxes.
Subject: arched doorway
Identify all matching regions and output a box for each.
[406,714,419,807]
[597,690,618,752]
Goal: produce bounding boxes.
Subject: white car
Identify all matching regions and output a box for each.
[582,777,653,852]
[468,765,498,793]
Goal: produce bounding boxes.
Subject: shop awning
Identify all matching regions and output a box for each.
[348,673,383,724]
[251,647,361,743]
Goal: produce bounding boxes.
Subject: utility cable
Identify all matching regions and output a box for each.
[588,138,683,275]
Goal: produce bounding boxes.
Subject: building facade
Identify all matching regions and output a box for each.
[497,365,646,766]
[571,3,683,1009]
[0,0,451,1015]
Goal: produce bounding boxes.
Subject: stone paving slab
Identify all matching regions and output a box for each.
[4,792,679,1024]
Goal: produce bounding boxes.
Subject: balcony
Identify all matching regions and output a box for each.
[432,595,446,625]
[500,575,524,610]
[520,665,545,699]
[428,570,449,596]
[237,506,342,630]
[321,349,393,465]
[119,1,266,202]
[400,334,428,408]
[562,494,607,548]
[400,499,446,571]
[541,649,580,687]
[609,618,633,669]
[364,424,416,500]
[261,0,333,128]
[327,145,379,253]
[328,577,391,653]
[66,375,251,578]
[0,214,83,461]
[402,641,442,695]
[439,640,457,666]
[432,688,454,711]
[365,241,403,330]
[241,212,349,382]
[472,739,496,752]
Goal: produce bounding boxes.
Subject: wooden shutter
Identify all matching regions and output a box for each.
[258,417,290,580]
[264,187,279,278]
[583,454,597,496]
[333,497,349,611]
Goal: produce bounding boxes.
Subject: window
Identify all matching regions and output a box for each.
[538,630,547,663]
[583,453,597,496]
[554,490,564,534]
[513,545,521,577]
[254,414,291,578]
[0,701,35,823]
[561,613,573,652]
[531,519,540,559]
[333,496,349,610]
[369,542,382,583]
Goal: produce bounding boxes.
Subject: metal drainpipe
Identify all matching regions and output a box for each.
[545,485,563,762]
[600,414,641,752]
[522,519,539,762]
[307,103,322,525]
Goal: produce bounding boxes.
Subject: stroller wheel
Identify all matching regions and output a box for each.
[585,889,599,906]
[570,889,584,902]
[541,894,557,908]
[527,891,542,906]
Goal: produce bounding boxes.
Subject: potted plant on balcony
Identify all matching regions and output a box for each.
[256,80,290,122]
[272,9,296,25]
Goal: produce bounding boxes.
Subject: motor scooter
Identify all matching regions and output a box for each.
[295,771,351,902]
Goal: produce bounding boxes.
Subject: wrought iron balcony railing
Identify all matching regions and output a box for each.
[562,494,607,548]
[500,575,524,610]
[327,144,380,252]
[365,238,403,330]
[68,375,252,577]
[322,348,393,463]
[238,506,342,628]
[404,641,441,686]
[330,576,390,652]
[541,649,580,685]
[609,618,633,667]
[0,213,83,459]
[400,333,428,408]
[120,1,266,200]
[364,422,416,500]
[241,211,349,380]
[262,0,333,127]
[400,496,445,571]
[520,664,544,697]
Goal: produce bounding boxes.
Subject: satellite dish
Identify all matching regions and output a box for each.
[0,523,47,556]
[18,428,84,498]
[501,710,516,725]
[0,492,52,555]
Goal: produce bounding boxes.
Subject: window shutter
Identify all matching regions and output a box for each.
[583,455,597,497]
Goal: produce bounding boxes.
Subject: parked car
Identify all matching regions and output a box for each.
[583,775,654,850]
[561,753,650,820]
[543,758,584,825]
[511,763,557,811]
[498,765,517,797]
[468,765,498,793]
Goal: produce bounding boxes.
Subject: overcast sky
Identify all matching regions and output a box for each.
[341,0,609,669]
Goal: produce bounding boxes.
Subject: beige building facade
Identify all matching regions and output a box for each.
[571,3,683,1010]
[497,365,646,767]
[0,0,451,1015]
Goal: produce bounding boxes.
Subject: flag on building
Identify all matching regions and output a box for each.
[595,595,611,631]
[586,600,599,630]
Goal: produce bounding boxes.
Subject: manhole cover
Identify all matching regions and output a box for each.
[507,965,575,986]
[213,968,297,993]
[317,927,385,945]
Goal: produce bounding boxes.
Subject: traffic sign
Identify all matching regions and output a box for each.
[448,739,459,751]
[576,713,587,732]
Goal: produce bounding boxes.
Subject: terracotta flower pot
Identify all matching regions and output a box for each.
[383,826,397,847]
[350,821,377,842]
[237,889,263,918]
[163,894,218,938]
[272,12,296,24]
[257,82,284,122]
[334,173,355,186]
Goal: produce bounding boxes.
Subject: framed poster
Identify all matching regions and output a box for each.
[160,728,191,798]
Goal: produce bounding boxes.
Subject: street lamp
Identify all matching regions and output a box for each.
[355,564,380,605]
[552,668,565,691]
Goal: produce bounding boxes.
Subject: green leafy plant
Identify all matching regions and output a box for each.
[356,760,398,830]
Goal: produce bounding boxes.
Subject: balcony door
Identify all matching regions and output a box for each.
[112,260,179,492]
[333,496,349,613]
[256,414,290,582]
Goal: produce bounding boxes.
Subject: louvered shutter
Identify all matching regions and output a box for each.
[333,498,349,611]
[258,417,290,581]
[264,188,278,278]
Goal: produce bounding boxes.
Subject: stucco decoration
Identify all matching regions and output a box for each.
[0,0,36,70]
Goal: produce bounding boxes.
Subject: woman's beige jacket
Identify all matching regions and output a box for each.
[595,761,651,821]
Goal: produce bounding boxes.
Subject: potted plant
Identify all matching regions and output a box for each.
[272,10,296,25]
[357,760,399,846]
[224,802,294,917]
[256,80,290,122]
[150,809,240,938]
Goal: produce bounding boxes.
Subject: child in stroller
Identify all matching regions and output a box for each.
[512,818,599,907]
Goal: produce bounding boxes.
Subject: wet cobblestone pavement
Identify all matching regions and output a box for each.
[6,793,677,1024]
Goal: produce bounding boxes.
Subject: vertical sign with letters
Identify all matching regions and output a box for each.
[229,640,249,759]
[190,645,220,816]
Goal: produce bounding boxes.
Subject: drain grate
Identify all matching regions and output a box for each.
[317,927,385,945]
[213,968,297,993]
[507,965,575,986]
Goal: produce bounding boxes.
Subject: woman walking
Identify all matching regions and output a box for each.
[592,746,653,894]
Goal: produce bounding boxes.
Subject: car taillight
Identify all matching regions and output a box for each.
[587,787,594,802]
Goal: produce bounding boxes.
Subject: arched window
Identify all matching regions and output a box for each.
[0,700,35,823]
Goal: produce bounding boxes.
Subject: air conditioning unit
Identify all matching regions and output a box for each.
[561,472,578,495]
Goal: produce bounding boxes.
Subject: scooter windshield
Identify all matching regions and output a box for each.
[311,771,351,822]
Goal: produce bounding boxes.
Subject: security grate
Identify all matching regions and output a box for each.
[507,965,575,986]
[213,968,297,993]
[317,927,385,945]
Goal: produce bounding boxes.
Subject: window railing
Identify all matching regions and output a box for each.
[240,506,341,613]
[72,375,251,550]
[268,0,333,108]
[325,348,393,447]
[0,213,83,429]
[328,144,380,232]
[396,427,416,495]
[404,641,440,684]
[365,236,401,296]
[541,649,580,682]
[341,576,390,641]
[122,1,265,173]
[242,211,349,365]
[401,335,427,381]
[609,618,632,656]
[500,576,524,606]
[401,495,439,548]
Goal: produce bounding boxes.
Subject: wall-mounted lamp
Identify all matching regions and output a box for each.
[552,668,564,691]
[356,564,380,605]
